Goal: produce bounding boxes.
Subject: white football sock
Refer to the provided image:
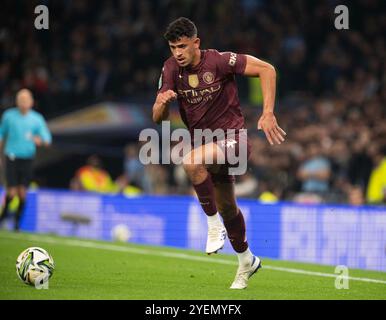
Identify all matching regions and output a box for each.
[237,247,253,266]
[207,212,222,226]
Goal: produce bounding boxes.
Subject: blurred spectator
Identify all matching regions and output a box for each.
[257,179,281,204]
[347,185,365,206]
[145,164,169,195]
[70,155,116,193]
[366,146,386,204]
[114,175,142,197]
[123,144,151,193]
[173,164,190,194]
[297,143,331,194]
[234,172,258,198]
[347,132,373,189]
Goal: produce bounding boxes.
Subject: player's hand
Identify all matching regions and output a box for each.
[257,112,286,145]
[33,136,43,146]
[156,90,177,105]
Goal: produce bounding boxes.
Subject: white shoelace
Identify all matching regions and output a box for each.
[208,225,225,242]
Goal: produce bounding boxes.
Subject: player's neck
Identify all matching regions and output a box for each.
[18,108,30,116]
[190,49,202,68]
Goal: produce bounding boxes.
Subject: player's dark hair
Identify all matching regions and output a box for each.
[164,17,197,42]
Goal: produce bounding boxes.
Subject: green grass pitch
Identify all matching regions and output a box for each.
[0,230,385,300]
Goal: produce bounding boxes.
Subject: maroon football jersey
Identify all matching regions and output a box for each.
[158,50,247,135]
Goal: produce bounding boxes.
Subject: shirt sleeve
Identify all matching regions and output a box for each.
[217,51,247,76]
[0,117,3,141]
[157,60,176,94]
[36,114,52,144]
[0,112,9,142]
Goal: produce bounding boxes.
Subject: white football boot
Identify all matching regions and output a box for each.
[206,214,227,254]
[230,256,262,289]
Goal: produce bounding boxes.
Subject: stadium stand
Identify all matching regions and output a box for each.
[0,0,385,204]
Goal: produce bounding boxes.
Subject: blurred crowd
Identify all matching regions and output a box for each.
[1,0,384,113]
[1,0,386,204]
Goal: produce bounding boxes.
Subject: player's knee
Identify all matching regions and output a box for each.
[183,162,202,176]
[183,162,209,185]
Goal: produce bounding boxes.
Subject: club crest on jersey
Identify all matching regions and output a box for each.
[203,72,214,84]
[188,74,199,88]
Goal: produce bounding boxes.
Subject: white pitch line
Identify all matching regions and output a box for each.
[1,232,386,285]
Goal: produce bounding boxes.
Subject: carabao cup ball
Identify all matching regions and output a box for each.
[16,247,55,286]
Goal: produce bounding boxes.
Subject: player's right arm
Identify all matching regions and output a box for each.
[152,90,177,124]
[152,62,177,124]
[217,51,285,145]
[243,56,286,145]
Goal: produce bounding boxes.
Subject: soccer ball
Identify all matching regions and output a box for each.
[16,247,55,286]
[111,224,131,242]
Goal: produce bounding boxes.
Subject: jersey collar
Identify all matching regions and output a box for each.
[185,50,205,72]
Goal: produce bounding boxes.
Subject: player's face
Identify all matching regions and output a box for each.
[168,36,200,67]
[16,90,34,113]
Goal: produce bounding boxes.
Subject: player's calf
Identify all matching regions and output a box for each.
[182,164,227,254]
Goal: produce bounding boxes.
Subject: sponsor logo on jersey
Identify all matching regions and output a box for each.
[177,84,221,104]
[178,85,221,98]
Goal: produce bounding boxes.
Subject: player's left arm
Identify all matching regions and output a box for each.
[34,115,52,147]
[0,123,3,167]
[0,112,9,162]
[243,55,286,145]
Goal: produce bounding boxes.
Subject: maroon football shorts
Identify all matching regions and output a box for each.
[209,129,251,184]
